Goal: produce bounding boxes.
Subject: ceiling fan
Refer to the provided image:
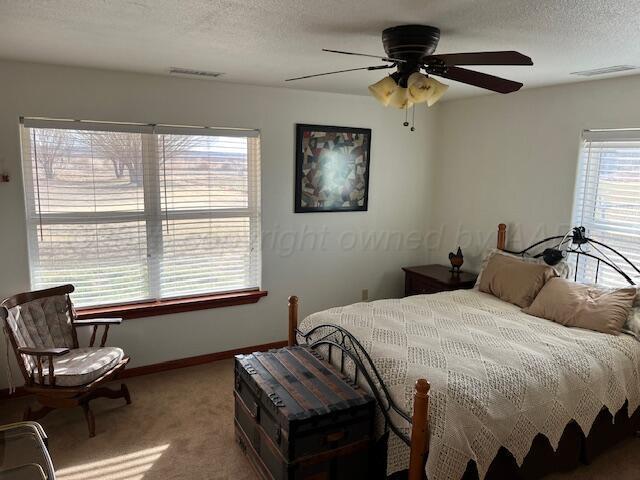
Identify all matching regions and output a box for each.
[286,25,533,127]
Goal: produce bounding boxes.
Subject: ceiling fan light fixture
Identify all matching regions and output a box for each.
[426,77,449,107]
[368,76,398,106]
[387,86,413,109]
[407,72,435,104]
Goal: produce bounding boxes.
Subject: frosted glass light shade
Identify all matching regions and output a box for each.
[426,77,449,107]
[368,76,397,106]
[387,87,413,109]
[407,73,434,104]
[369,73,448,109]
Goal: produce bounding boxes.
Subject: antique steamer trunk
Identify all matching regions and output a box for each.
[234,346,376,479]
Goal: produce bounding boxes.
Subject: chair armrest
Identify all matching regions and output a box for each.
[18,348,69,387]
[18,347,70,357]
[73,318,122,326]
[73,318,121,347]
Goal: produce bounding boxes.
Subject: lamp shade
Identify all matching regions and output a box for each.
[368,76,397,106]
[407,73,434,104]
[387,87,412,109]
[426,77,449,107]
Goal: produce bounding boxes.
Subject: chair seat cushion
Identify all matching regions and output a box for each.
[40,347,125,387]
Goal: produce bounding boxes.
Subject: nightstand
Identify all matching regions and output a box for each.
[402,264,478,296]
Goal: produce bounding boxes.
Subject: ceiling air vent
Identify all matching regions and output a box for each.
[571,65,637,77]
[169,67,224,78]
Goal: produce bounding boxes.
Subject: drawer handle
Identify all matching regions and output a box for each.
[325,430,345,443]
[235,391,260,421]
[250,401,260,420]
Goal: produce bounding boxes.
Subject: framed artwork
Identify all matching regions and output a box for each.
[294,124,371,213]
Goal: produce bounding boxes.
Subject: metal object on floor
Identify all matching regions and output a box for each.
[0,422,55,479]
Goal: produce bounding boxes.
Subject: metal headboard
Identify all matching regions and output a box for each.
[503,226,640,285]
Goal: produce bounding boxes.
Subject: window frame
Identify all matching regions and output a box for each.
[20,118,265,314]
[76,289,268,320]
[571,128,640,286]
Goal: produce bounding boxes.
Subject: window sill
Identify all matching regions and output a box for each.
[76,289,268,320]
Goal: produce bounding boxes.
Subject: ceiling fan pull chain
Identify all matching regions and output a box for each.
[411,105,416,132]
[403,107,409,127]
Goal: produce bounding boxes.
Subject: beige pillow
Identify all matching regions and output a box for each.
[478,253,557,308]
[523,278,637,335]
[474,249,571,288]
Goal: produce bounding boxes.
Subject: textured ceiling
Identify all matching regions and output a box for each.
[1,0,639,99]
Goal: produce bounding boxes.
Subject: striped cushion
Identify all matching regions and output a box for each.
[5,294,75,374]
[39,347,124,387]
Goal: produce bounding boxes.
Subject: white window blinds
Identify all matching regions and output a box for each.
[20,119,261,307]
[572,129,640,287]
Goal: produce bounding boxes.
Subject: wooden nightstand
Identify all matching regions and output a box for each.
[402,264,478,296]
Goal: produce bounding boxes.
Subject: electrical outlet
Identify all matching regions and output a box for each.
[361,289,369,301]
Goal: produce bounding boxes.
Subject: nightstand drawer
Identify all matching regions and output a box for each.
[402,265,478,297]
[405,274,442,295]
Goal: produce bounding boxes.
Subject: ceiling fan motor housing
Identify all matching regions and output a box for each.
[382,25,441,86]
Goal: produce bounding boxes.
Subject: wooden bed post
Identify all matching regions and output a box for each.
[497,223,507,250]
[288,295,298,347]
[408,378,430,480]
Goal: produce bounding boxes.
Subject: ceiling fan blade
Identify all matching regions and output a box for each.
[285,65,392,82]
[425,50,532,66]
[433,66,523,93]
[322,48,406,64]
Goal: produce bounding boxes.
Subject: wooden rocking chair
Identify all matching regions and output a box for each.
[1,284,131,437]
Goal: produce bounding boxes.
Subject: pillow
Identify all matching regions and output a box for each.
[474,248,571,288]
[523,278,637,335]
[626,308,640,339]
[478,253,557,308]
[622,288,640,338]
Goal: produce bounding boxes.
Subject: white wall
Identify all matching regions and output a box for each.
[0,60,436,389]
[428,74,640,270]
[6,59,637,391]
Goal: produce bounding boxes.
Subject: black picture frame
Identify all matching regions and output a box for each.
[294,124,371,213]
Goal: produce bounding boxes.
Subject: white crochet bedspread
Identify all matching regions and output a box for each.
[298,290,640,480]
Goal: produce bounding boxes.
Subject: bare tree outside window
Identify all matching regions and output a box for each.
[34,129,70,179]
[89,133,144,185]
[90,133,199,186]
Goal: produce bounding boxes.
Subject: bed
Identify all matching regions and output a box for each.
[288,224,640,480]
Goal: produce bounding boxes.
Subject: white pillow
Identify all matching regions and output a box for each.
[625,308,640,338]
[622,289,640,339]
[474,248,572,288]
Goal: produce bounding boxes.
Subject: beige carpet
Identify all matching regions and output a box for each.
[0,359,638,480]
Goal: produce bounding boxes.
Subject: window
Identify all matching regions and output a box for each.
[20,118,262,309]
[572,129,640,286]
